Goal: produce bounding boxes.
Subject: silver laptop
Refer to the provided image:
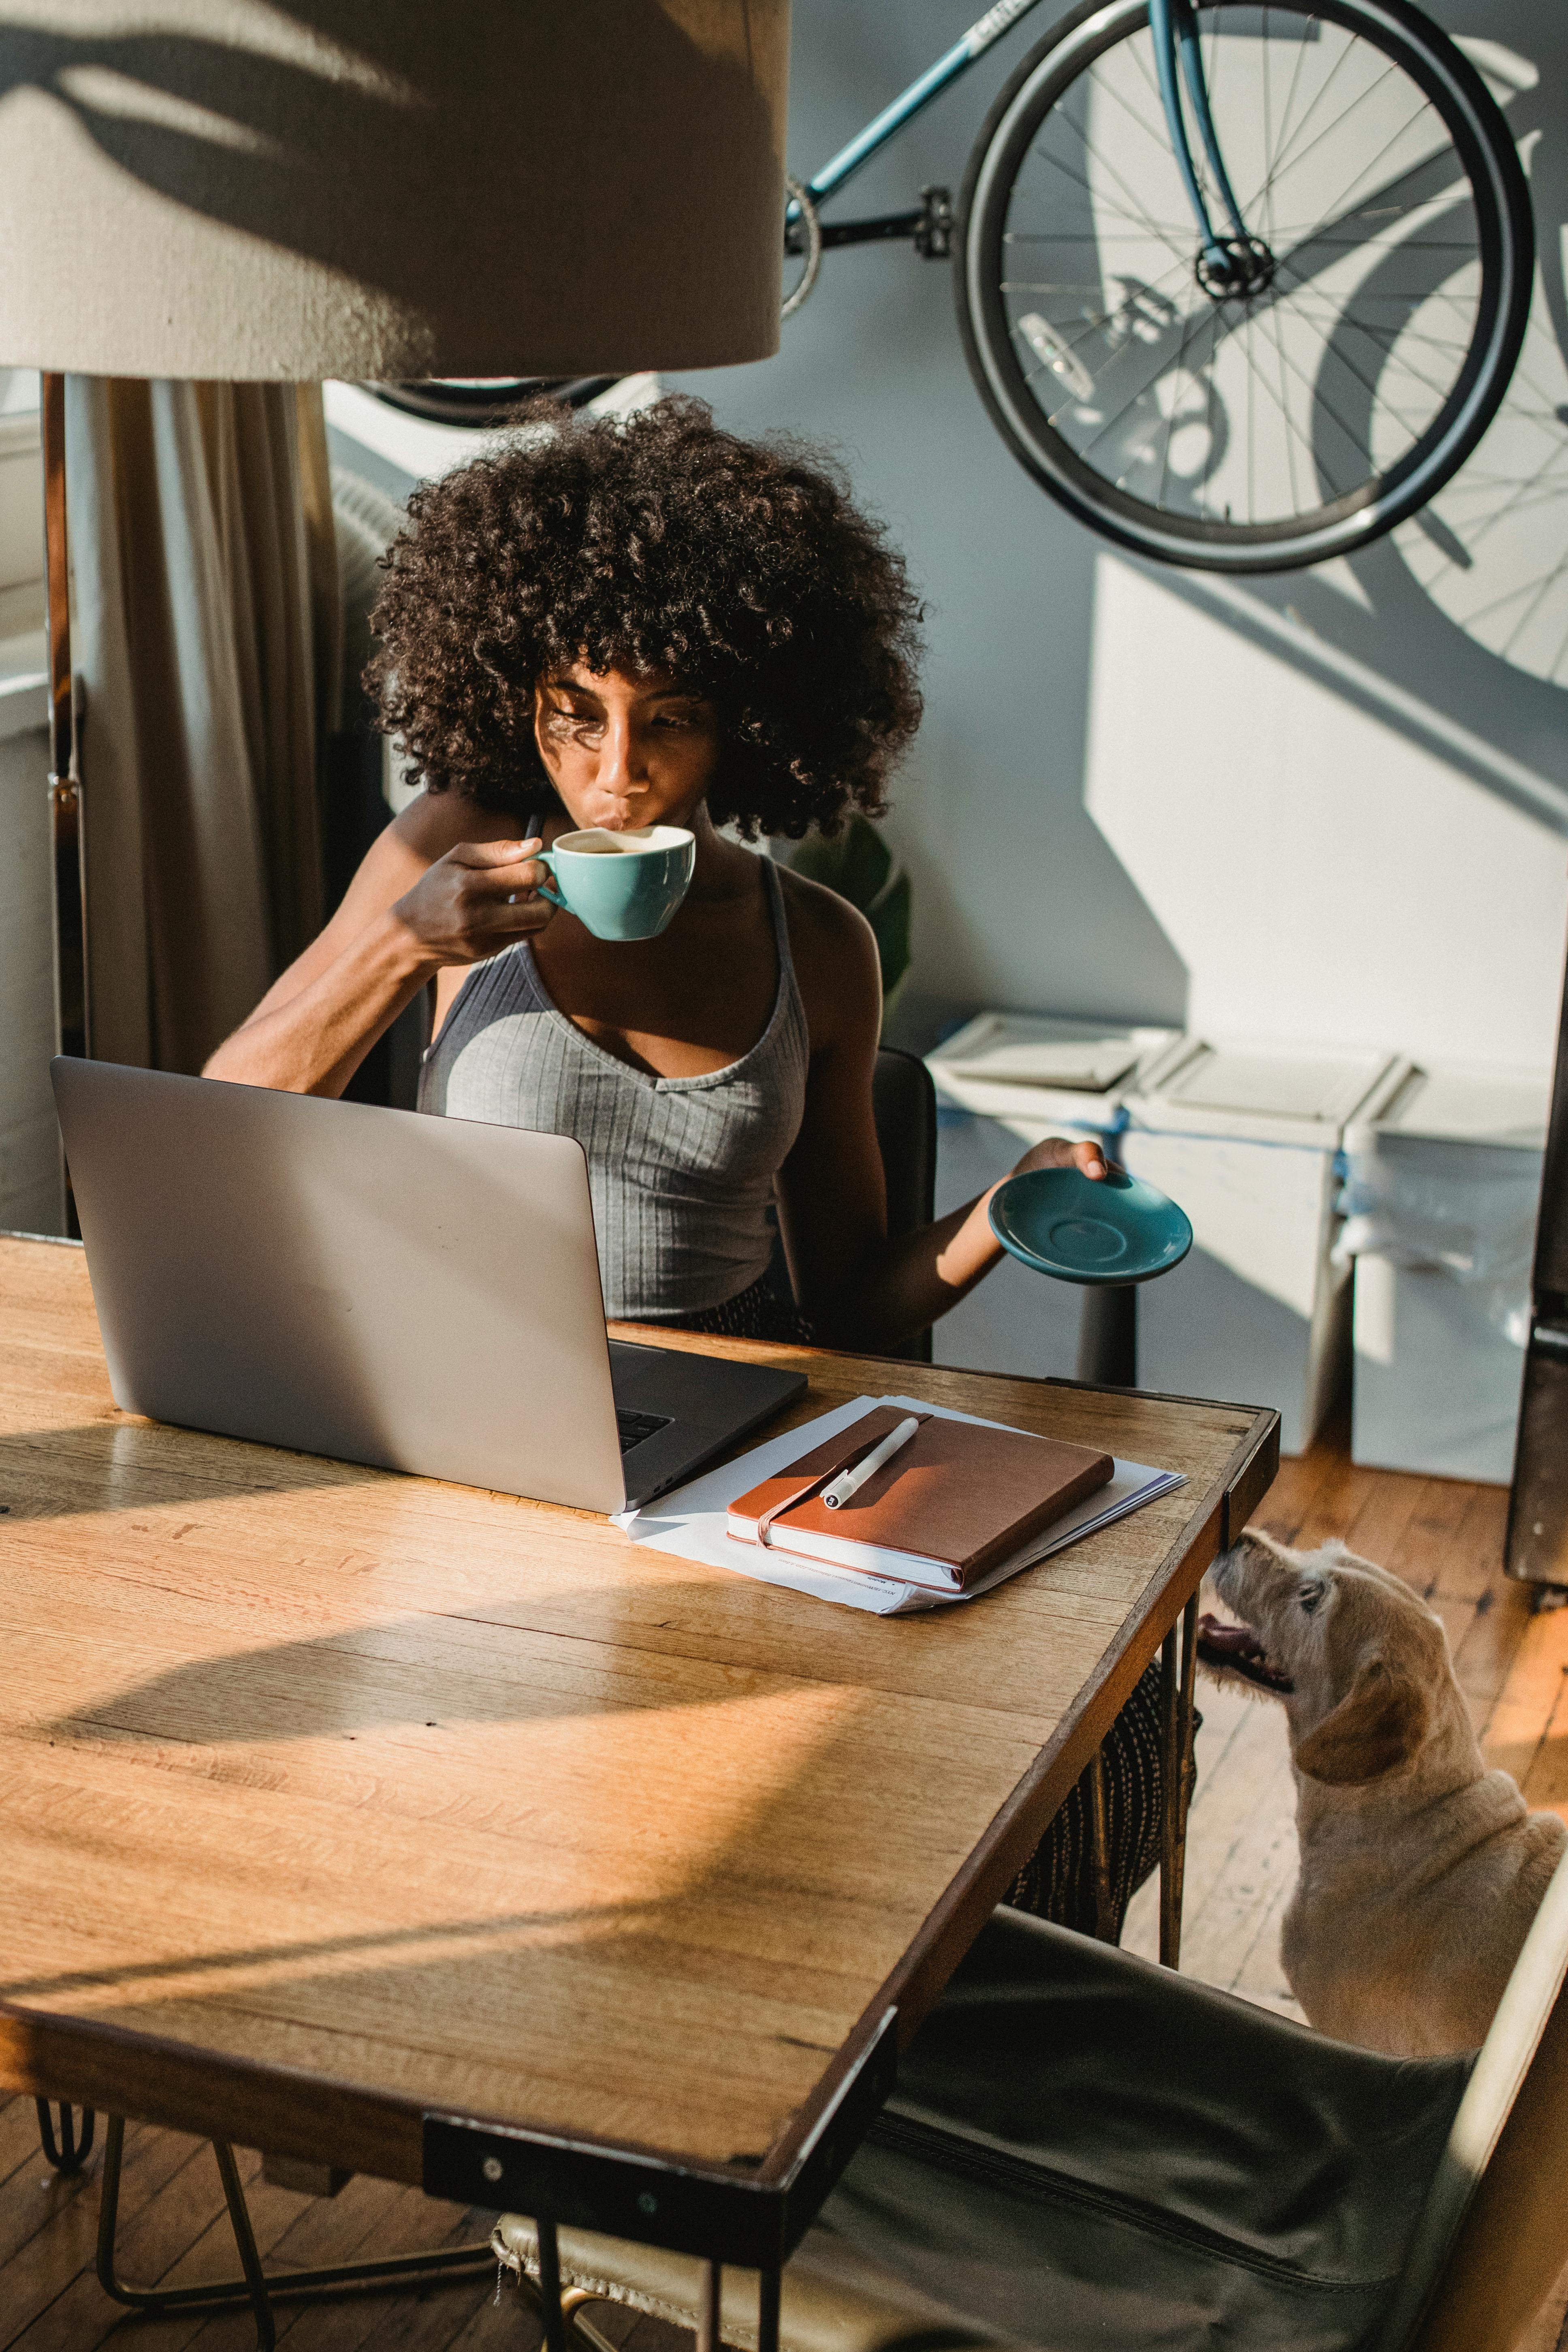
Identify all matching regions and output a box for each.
[51,1060,805,1513]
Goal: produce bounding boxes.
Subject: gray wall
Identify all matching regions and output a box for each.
[670,0,1568,1070]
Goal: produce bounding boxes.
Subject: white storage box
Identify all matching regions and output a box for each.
[1341,1064,1548,1483]
[927,1011,1182,1146]
[1121,1038,1408,1453]
[926,1013,1182,1381]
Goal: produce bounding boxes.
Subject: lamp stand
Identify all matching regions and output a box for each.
[43,371,87,1236]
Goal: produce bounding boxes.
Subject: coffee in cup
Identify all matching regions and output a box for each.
[531,825,695,942]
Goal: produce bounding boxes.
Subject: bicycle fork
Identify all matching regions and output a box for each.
[1148,0,1274,297]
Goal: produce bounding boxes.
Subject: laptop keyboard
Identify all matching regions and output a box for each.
[616,1407,673,1456]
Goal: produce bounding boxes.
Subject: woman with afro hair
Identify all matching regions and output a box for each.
[210,395,1111,1352]
[207,395,1175,1942]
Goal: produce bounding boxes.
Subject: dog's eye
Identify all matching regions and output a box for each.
[1298,1583,1323,1613]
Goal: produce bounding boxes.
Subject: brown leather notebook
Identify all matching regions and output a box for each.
[726,1404,1115,1591]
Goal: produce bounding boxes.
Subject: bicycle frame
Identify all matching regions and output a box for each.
[801,0,1047,208]
[793,0,1246,267]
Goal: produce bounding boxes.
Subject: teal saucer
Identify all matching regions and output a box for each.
[988,1165,1193,1286]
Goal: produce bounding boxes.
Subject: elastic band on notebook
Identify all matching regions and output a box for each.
[754,1418,929,1547]
[756,1433,881,1548]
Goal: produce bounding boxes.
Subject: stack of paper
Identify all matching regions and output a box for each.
[614,1394,1185,1616]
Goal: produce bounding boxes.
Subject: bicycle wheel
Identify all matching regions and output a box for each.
[366,378,621,427]
[956,0,1533,571]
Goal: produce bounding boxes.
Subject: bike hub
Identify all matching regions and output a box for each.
[1195,235,1276,302]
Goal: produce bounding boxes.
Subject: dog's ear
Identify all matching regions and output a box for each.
[1294,1657,1429,1786]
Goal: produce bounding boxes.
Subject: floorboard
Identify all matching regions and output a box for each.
[9,1430,1568,2352]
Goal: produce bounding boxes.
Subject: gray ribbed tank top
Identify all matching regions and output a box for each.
[419,855,809,1319]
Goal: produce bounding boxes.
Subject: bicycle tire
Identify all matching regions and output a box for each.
[956,0,1534,572]
[365,378,622,428]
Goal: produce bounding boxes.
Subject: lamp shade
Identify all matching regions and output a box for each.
[0,2,790,379]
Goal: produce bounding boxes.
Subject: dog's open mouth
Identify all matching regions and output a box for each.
[1197,1612,1294,1693]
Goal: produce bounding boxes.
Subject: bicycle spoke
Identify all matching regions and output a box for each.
[1266,11,1318,209]
[1265,92,1442,248]
[1237,235,1478,250]
[1259,304,1384,490]
[1269,172,1475,311]
[1261,7,1276,256]
[1280,299,1475,367]
[1242,292,1341,505]
[1247,306,1258,522]
[1092,55,1191,164]
[1024,141,1193,269]
[1071,318,1212,470]
[1005,227,1207,241]
[1255,33,1372,209]
[1156,300,1209,511]
[1273,272,1463,413]
[1020,281,1201,426]
[1264,276,1305,510]
[1047,105,1201,275]
[1005,244,1201,395]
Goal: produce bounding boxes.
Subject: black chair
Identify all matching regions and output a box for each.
[493,1852,1568,2352]
[871,1046,937,1364]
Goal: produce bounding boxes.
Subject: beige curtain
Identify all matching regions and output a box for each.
[65,378,339,1074]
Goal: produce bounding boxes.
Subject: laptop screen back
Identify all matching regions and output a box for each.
[51,1061,627,1511]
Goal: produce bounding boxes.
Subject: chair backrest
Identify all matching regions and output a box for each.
[1377,1845,1568,2352]
[871,1047,937,1365]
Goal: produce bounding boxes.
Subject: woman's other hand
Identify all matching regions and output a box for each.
[1010,1134,1110,1181]
[390,838,557,970]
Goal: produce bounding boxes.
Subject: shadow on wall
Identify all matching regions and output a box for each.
[1104,0,1568,841]
[0,4,780,359]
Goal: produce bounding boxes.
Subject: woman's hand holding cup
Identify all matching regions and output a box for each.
[390,838,557,969]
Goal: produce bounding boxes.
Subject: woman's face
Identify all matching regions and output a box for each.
[533,662,723,834]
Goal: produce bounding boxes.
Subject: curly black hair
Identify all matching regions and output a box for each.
[366,395,923,839]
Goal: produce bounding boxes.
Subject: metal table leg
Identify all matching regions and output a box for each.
[1086,1747,1118,1943]
[537,2216,570,2352]
[758,2262,783,2352]
[36,2099,95,2173]
[697,2259,723,2352]
[1158,1592,1201,1970]
[95,2115,494,2352]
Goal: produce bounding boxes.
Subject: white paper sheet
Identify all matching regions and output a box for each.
[614,1394,1186,1616]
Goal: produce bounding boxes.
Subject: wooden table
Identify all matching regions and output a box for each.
[0,1233,1277,2337]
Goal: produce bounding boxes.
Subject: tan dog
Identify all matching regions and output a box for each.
[1201,1528,1566,2056]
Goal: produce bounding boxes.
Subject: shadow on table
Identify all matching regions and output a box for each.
[38,1609,745,1746]
[0,1420,385,1520]
[14,1571,1074,2152]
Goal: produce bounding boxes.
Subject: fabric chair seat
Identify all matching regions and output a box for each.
[814,1908,1474,2352]
[495,1908,1474,2352]
[491,2213,988,2352]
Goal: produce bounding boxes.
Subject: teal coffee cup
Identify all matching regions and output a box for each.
[531,825,696,941]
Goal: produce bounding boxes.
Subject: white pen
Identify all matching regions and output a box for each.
[820,1415,923,1510]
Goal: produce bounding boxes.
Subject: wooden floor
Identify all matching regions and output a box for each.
[8,1426,1568,2352]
